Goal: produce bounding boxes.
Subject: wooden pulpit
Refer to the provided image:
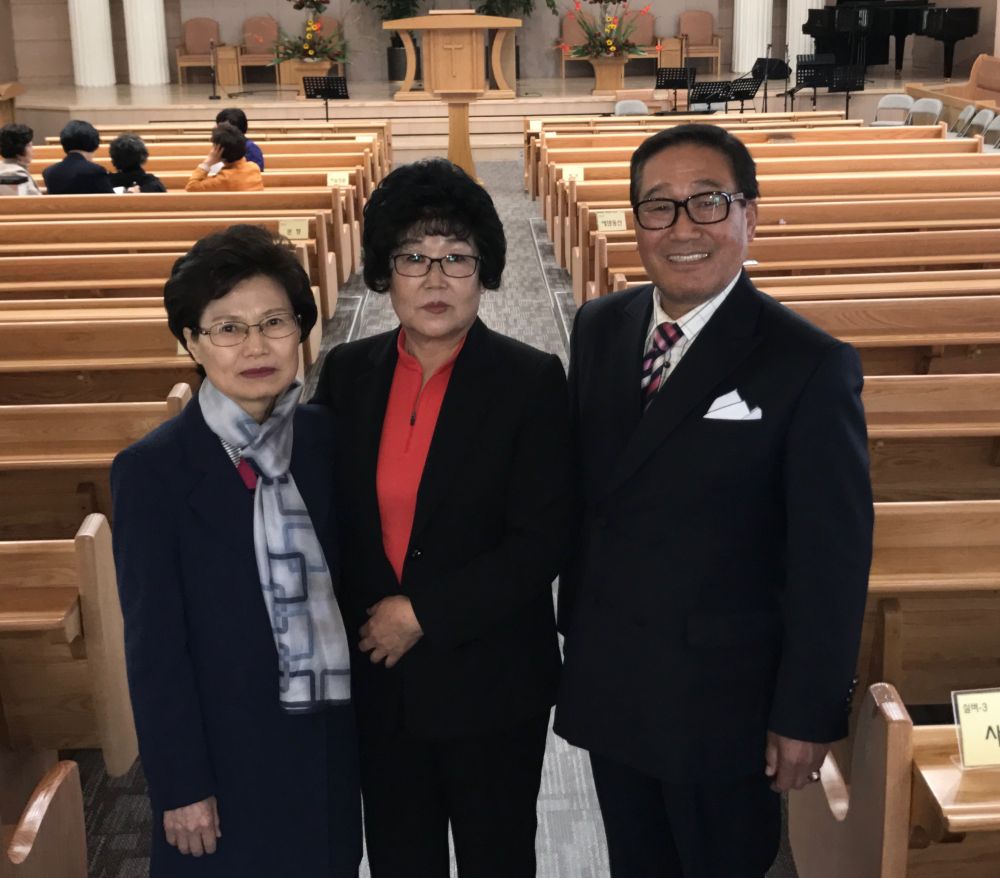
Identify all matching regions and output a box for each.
[383,13,521,177]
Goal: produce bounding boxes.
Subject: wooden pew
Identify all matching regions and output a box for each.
[598,234,1000,301]
[790,683,1000,878]
[0,316,199,406]
[31,135,387,184]
[0,385,191,539]
[548,156,1000,262]
[756,268,1000,301]
[857,500,1000,710]
[0,761,86,878]
[864,374,1000,501]
[541,140,991,217]
[571,198,1000,303]
[0,295,322,373]
[0,514,137,775]
[0,189,359,283]
[32,152,375,199]
[526,121,949,197]
[0,216,338,323]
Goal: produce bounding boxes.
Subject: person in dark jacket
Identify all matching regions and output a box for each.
[311,158,572,878]
[216,107,264,171]
[42,119,114,194]
[111,224,361,878]
[108,132,166,193]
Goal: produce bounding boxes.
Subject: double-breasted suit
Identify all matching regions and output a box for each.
[555,275,872,797]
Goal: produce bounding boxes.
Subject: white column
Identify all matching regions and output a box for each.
[67,0,117,87]
[732,0,772,75]
[785,0,825,72]
[124,0,170,86]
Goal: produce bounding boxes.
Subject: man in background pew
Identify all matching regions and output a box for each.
[555,124,874,877]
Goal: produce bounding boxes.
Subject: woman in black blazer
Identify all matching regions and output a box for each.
[111,225,361,877]
[41,120,114,195]
[312,159,572,878]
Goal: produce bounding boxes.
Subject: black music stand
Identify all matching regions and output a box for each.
[687,80,732,112]
[788,54,834,111]
[730,77,763,113]
[302,76,349,122]
[655,67,695,111]
[828,64,865,117]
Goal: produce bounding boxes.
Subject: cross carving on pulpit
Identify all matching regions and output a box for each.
[442,41,464,77]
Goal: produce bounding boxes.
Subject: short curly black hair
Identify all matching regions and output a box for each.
[164,225,317,371]
[108,133,149,173]
[0,124,33,160]
[215,108,249,134]
[630,123,760,207]
[60,120,101,154]
[362,158,506,293]
[212,123,246,164]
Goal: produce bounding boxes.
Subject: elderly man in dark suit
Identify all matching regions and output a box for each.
[555,124,873,878]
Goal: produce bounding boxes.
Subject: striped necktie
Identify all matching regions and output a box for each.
[640,321,683,410]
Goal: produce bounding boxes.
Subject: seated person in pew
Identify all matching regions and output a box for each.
[185,123,264,193]
[108,132,166,193]
[0,123,41,196]
[555,124,874,878]
[111,225,360,877]
[41,120,113,195]
[215,107,264,172]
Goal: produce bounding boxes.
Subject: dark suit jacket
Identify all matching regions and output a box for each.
[554,275,873,783]
[42,152,114,195]
[111,398,360,877]
[311,318,572,740]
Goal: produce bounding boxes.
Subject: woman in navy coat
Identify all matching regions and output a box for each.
[111,225,361,877]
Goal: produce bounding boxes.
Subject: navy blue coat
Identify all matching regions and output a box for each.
[42,152,114,194]
[111,397,361,878]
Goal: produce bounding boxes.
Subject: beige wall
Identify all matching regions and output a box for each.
[11,0,182,86]
[0,0,17,82]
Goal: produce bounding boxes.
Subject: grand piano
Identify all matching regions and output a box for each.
[802,0,980,79]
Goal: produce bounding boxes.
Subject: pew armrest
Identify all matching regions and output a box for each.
[3,761,86,877]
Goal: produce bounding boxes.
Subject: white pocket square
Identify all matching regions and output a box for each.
[704,391,763,421]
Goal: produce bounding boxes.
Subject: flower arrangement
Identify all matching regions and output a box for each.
[558,0,649,59]
[272,17,348,63]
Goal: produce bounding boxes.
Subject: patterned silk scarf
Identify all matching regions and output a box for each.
[199,378,351,713]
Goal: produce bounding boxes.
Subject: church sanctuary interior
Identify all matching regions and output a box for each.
[4,0,1000,873]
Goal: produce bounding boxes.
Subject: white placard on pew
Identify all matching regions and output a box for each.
[529,120,542,132]
[562,165,586,183]
[326,171,351,187]
[279,218,311,241]
[595,210,627,232]
[952,687,1000,768]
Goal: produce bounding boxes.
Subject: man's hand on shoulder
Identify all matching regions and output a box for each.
[764,731,829,793]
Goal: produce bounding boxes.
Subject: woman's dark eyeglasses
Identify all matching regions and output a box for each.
[633,191,746,230]
[391,252,481,278]
[195,312,301,347]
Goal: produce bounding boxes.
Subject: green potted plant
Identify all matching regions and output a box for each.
[350,0,425,82]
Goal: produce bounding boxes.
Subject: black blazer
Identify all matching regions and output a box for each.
[555,276,873,783]
[312,319,572,740]
[42,152,114,195]
[109,168,167,193]
[111,398,360,876]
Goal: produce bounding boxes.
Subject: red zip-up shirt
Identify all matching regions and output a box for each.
[376,329,465,582]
